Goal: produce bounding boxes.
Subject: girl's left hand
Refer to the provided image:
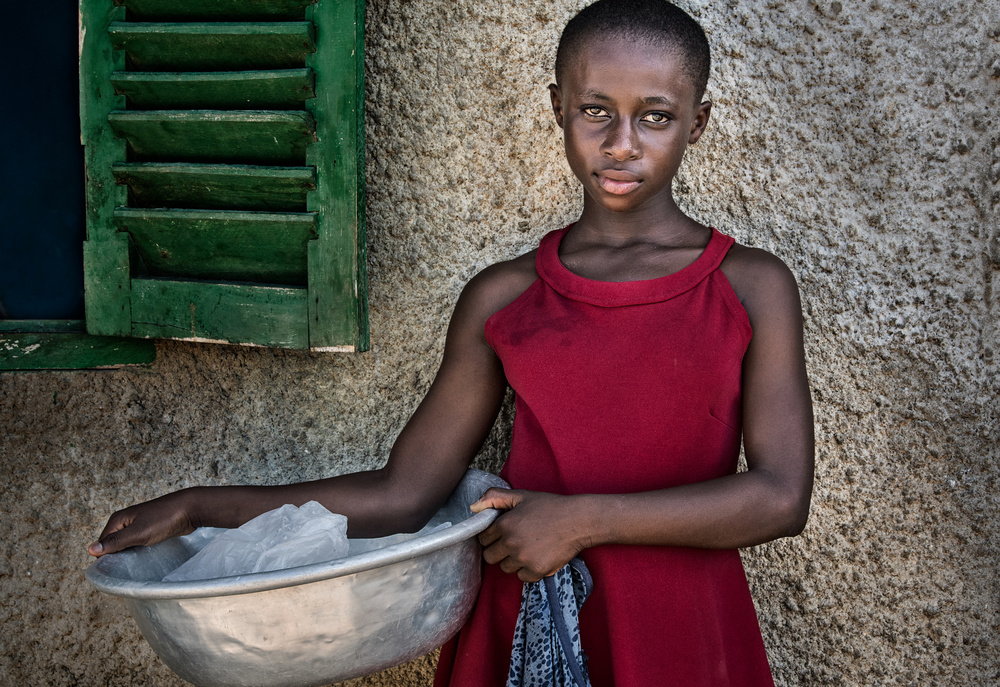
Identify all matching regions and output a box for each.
[471,488,589,582]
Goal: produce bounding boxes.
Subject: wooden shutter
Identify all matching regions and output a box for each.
[80,0,367,351]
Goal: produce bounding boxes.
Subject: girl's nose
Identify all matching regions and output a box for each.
[601,119,641,161]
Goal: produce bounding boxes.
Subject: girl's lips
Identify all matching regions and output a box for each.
[596,172,641,195]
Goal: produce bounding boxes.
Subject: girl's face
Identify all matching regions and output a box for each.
[549,36,711,216]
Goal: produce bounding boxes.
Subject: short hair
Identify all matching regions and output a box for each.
[555,0,711,102]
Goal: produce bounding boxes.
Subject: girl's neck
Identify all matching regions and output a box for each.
[559,191,712,283]
[571,190,705,247]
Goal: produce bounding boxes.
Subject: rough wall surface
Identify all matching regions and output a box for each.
[1,1,997,685]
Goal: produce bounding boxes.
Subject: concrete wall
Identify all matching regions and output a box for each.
[1,1,997,685]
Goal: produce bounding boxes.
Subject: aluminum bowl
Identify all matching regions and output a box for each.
[86,469,507,687]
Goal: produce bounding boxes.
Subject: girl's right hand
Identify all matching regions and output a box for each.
[87,489,197,557]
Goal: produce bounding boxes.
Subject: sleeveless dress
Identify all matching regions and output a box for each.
[434,226,775,687]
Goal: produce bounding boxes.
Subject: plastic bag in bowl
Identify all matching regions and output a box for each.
[163,501,349,581]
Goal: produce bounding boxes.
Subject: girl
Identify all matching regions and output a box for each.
[90,1,813,685]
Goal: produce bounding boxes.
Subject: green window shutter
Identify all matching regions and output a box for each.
[79,0,367,351]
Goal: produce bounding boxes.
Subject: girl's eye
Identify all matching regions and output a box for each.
[582,106,607,117]
[642,112,669,123]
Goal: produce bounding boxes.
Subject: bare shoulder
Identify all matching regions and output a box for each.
[453,249,539,329]
[719,242,803,328]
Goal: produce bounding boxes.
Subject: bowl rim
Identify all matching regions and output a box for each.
[86,505,500,600]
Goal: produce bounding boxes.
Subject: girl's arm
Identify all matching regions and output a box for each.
[473,248,814,581]
[89,259,532,557]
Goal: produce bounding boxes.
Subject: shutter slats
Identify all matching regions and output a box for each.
[82,0,366,350]
[109,22,315,71]
[112,163,315,211]
[115,208,317,284]
[111,69,315,109]
[108,110,315,164]
[119,0,317,21]
[130,278,309,348]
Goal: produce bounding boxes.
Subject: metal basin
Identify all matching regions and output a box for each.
[86,469,506,687]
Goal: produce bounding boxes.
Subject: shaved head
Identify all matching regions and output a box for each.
[555,0,711,102]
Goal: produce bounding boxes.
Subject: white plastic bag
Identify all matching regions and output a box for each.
[163,501,349,582]
[349,521,452,554]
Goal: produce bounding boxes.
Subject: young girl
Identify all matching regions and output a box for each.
[89,1,814,685]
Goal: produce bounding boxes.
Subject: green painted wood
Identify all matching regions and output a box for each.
[81,1,131,335]
[130,279,309,348]
[305,0,367,350]
[119,0,316,21]
[112,69,314,109]
[0,321,155,371]
[109,22,315,70]
[83,236,132,337]
[352,0,369,351]
[0,320,86,334]
[114,208,317,285]
[113,163,315,211]
[81,0,366,351]
[108,110,315,164]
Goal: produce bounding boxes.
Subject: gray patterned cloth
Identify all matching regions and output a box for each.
[506,557,593,687]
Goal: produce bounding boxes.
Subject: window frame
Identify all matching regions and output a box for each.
[0,320,155,371]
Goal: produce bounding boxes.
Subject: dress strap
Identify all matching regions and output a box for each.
[535,225,735,307]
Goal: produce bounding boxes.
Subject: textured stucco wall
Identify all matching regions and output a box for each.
[1,1,998,685]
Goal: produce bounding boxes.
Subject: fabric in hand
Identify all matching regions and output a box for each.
[506,557,592,687]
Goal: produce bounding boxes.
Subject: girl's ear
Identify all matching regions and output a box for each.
[688,100,712,144]
[549,84,565,129]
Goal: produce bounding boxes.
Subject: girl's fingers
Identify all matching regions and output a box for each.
[475,490,572,580]
[480,537,506,564]
[470,487,524,513]
[497,555,545,583]
[97,511,131,541]
[517,568,544,583]
[477,525,500,548]
[92,520,150,557]
[498,556,522,575]
[89,513,133,556]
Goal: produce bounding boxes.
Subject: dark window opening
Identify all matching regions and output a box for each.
[0,5,86,320]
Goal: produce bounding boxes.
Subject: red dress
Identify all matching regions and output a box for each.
[435,226,775,687]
